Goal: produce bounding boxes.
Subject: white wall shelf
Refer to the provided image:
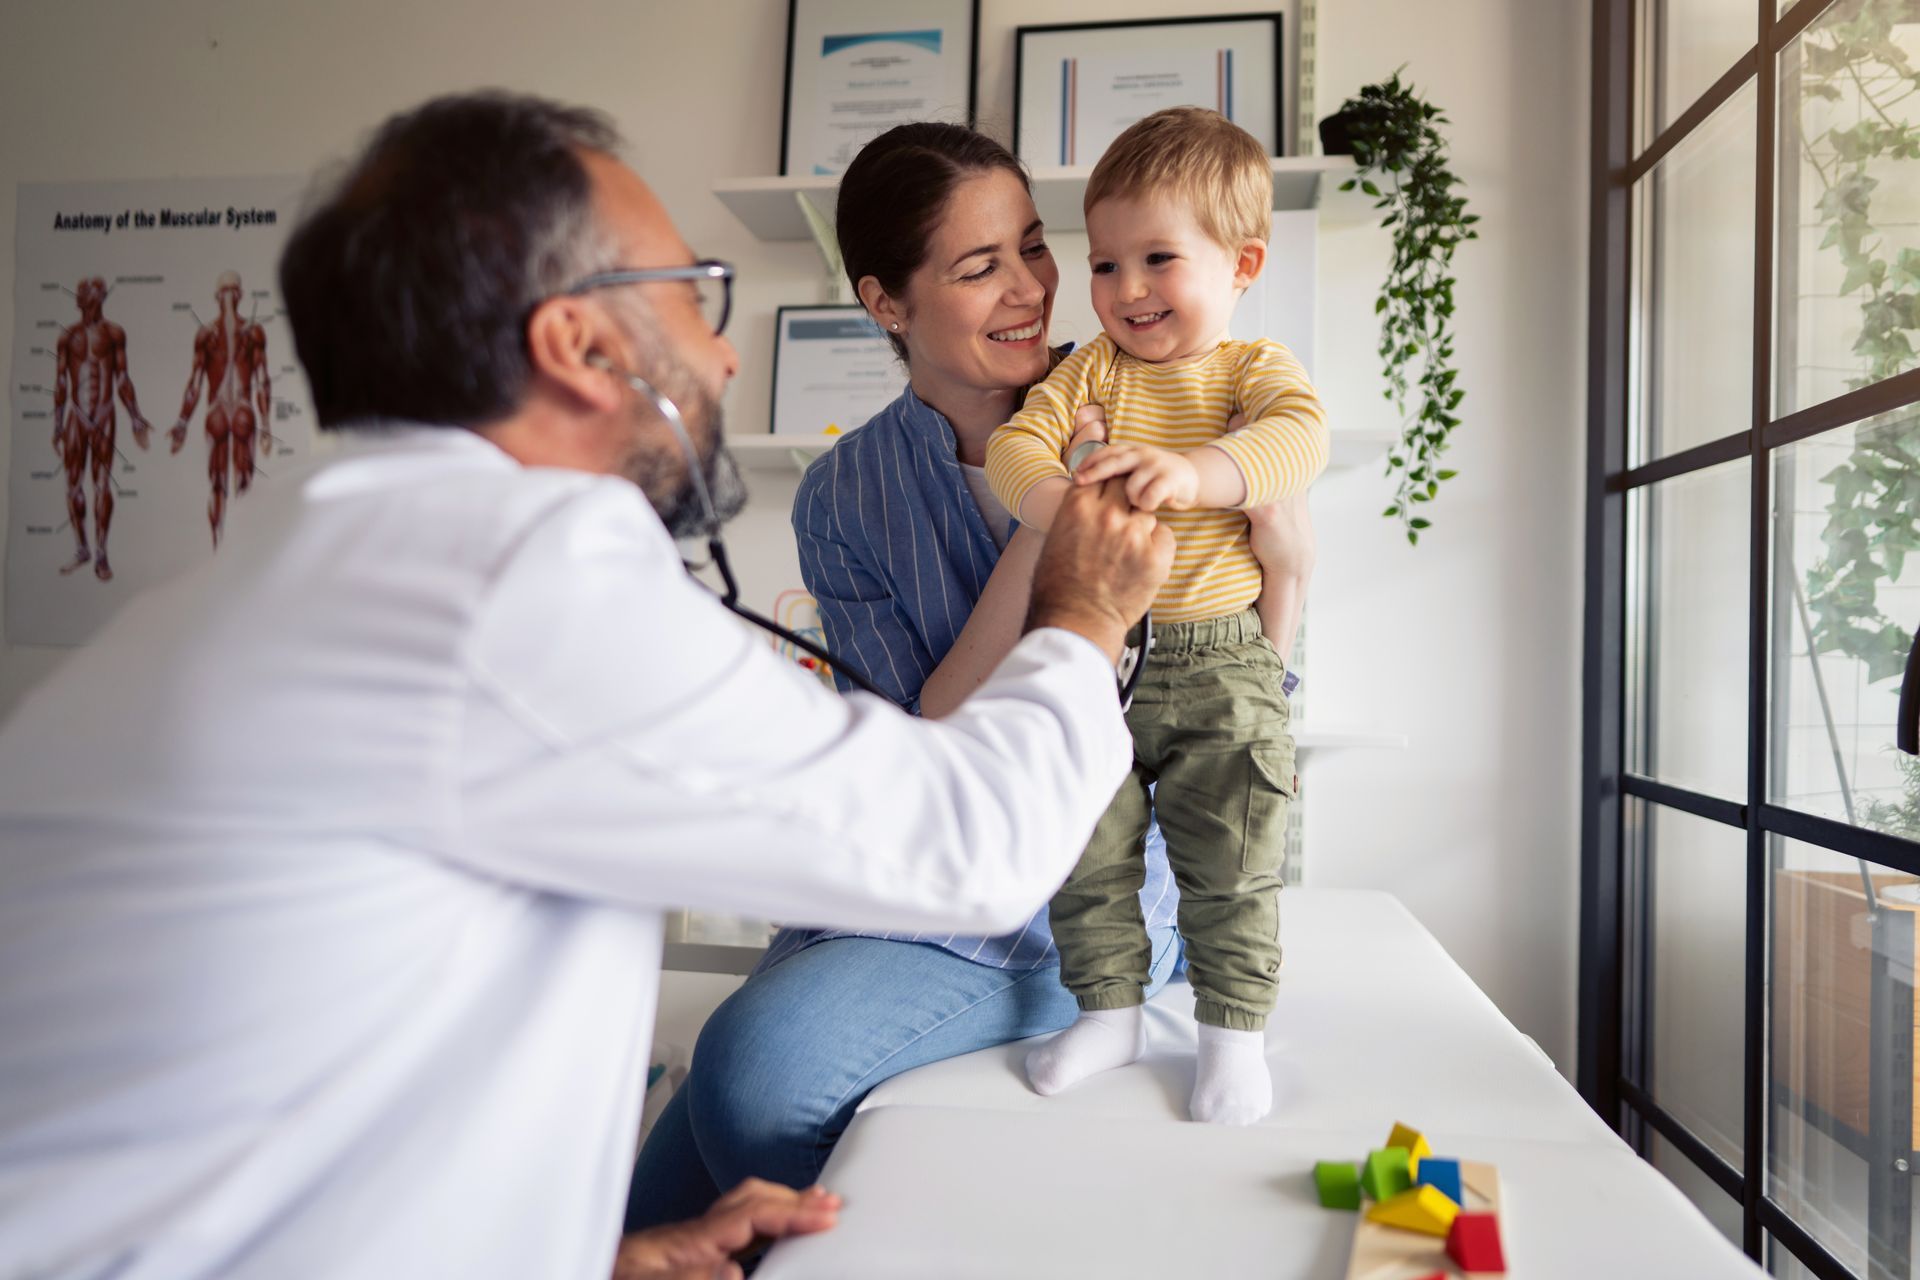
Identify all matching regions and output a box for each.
[1292,726,1409,758]
[729,427,1397,476]
[714,156,1357,243]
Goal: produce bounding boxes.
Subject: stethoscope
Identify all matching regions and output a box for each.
[594,356,1150,709]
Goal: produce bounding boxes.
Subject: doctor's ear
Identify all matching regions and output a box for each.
[526,297,625,414]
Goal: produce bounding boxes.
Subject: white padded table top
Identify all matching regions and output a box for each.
[754,1105,1764,1279]
[858,890,1619,1148]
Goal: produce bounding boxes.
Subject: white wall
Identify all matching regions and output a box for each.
[0,0,1588,1069]
[1305,0,1586,1073]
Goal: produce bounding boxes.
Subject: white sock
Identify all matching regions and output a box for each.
[1025,1005,1146,1096]
[1190,1024,1272,1125]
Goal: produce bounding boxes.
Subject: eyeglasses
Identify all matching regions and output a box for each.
[564,259,734,337]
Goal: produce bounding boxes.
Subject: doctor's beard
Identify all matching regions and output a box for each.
[625,361,749,540]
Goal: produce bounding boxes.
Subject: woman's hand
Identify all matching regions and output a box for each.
[1231,408,1316,657]
[1065,403,1109,467]
[611,1179,841,1280]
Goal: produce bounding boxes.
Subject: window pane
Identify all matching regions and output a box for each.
[1770,842,1919,1278]
[1654,1132,1745,1246]
[1766,1231,1851,1279]
[1645,0,1758,136]
[1776,1,1920,417]
[1633,81,1757,464]
[1770,413,1920,839]
[1628,461,1752,800]
[1630,803,1750,1162]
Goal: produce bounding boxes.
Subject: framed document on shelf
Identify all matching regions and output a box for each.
[770,305,904,437]
[1013,12,1288,168]
[780,0,980,177]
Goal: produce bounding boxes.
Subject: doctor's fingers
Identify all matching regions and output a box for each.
[705,1180,841,1244]
[1088,478,1176,580]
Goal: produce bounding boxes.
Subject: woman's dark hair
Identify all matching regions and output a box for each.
[280,92,621,429]
[835,123,1031,361]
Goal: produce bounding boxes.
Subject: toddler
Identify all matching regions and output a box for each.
[985,106,1328,1125]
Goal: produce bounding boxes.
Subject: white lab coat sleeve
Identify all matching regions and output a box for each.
[450,481,1132,936]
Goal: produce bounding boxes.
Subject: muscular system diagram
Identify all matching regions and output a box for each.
[52,276,157,582]
[171,271,272,548]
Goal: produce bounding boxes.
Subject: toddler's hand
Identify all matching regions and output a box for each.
[1073,442,1201,513]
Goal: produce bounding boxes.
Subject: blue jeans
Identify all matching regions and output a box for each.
[625,927,1183,1231]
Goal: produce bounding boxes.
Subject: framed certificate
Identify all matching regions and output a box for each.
[770,306,904,437]
[1013,13,1287,167]
[780,0,980,177]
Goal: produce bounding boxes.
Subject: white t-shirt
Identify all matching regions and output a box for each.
[0,426,1130,1279]
[960,461,1014,550]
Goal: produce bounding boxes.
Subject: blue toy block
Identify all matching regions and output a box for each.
[1416,1156,1463,1208]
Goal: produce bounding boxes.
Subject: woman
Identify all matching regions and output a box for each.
[626,122,1308,1226]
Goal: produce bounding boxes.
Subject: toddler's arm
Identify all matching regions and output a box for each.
[985,340,1111,532]
[1208,342,1330,508]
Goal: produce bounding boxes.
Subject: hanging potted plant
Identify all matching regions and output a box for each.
[1322,70,1478,545]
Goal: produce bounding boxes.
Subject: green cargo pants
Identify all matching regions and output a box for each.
[1048,608,1294,1032]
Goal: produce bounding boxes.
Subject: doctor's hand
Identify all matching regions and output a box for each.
[1026,474,1174,665]
[611,1179,841,1280]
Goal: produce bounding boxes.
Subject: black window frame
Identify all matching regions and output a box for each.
[1581,2,1920,1277]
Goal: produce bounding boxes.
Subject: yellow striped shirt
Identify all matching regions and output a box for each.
[986,334,1329,623]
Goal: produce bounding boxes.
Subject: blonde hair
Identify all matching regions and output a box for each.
[1083,107,1272,250]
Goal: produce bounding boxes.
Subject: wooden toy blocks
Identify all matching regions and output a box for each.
[1415,1156,1463,1207]
[1384,1121,1433,1177]
[1447,1212,1507,1273]
[1360,1146,1412,1201]
[1315,1160,1364,1210]
[1365,1184,1461,1237]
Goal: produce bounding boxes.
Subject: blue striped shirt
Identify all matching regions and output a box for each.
[758,385,1179,973]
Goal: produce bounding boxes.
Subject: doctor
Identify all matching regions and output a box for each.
[0,93,1171,1280]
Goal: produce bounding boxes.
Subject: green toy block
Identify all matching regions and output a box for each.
[1314,1160,1363,1210]
[1361,1146,1413,1201]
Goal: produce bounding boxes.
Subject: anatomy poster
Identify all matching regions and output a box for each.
[7,176,317,645]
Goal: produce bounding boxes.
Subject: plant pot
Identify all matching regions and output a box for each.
[1318,105,1388,156]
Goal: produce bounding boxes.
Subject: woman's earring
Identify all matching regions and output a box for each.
[890,323,900,331]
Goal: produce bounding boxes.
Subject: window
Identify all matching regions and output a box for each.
[1585,2,1920,1277]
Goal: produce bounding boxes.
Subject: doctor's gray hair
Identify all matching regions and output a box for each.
[281,92,622,429]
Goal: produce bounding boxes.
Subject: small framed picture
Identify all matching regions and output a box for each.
[780,0,980,177]
[1013,12,1287,168]
[770,305,905,437]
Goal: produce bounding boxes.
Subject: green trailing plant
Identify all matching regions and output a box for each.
[1797,1,1920,682]
[1862,751,1920,840]
[1335,70,1478,546]
[1793,0,1920,837]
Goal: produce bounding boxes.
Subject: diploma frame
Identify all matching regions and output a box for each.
[1012,13,1287,167]
[779,0,981,177]
[769,304,903,437]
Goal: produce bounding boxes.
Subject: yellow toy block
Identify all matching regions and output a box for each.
[1364,1184,1460,1238]
[1384,1122,1433,1177]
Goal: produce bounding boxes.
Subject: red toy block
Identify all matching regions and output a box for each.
[1446,1212,1507,1273]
